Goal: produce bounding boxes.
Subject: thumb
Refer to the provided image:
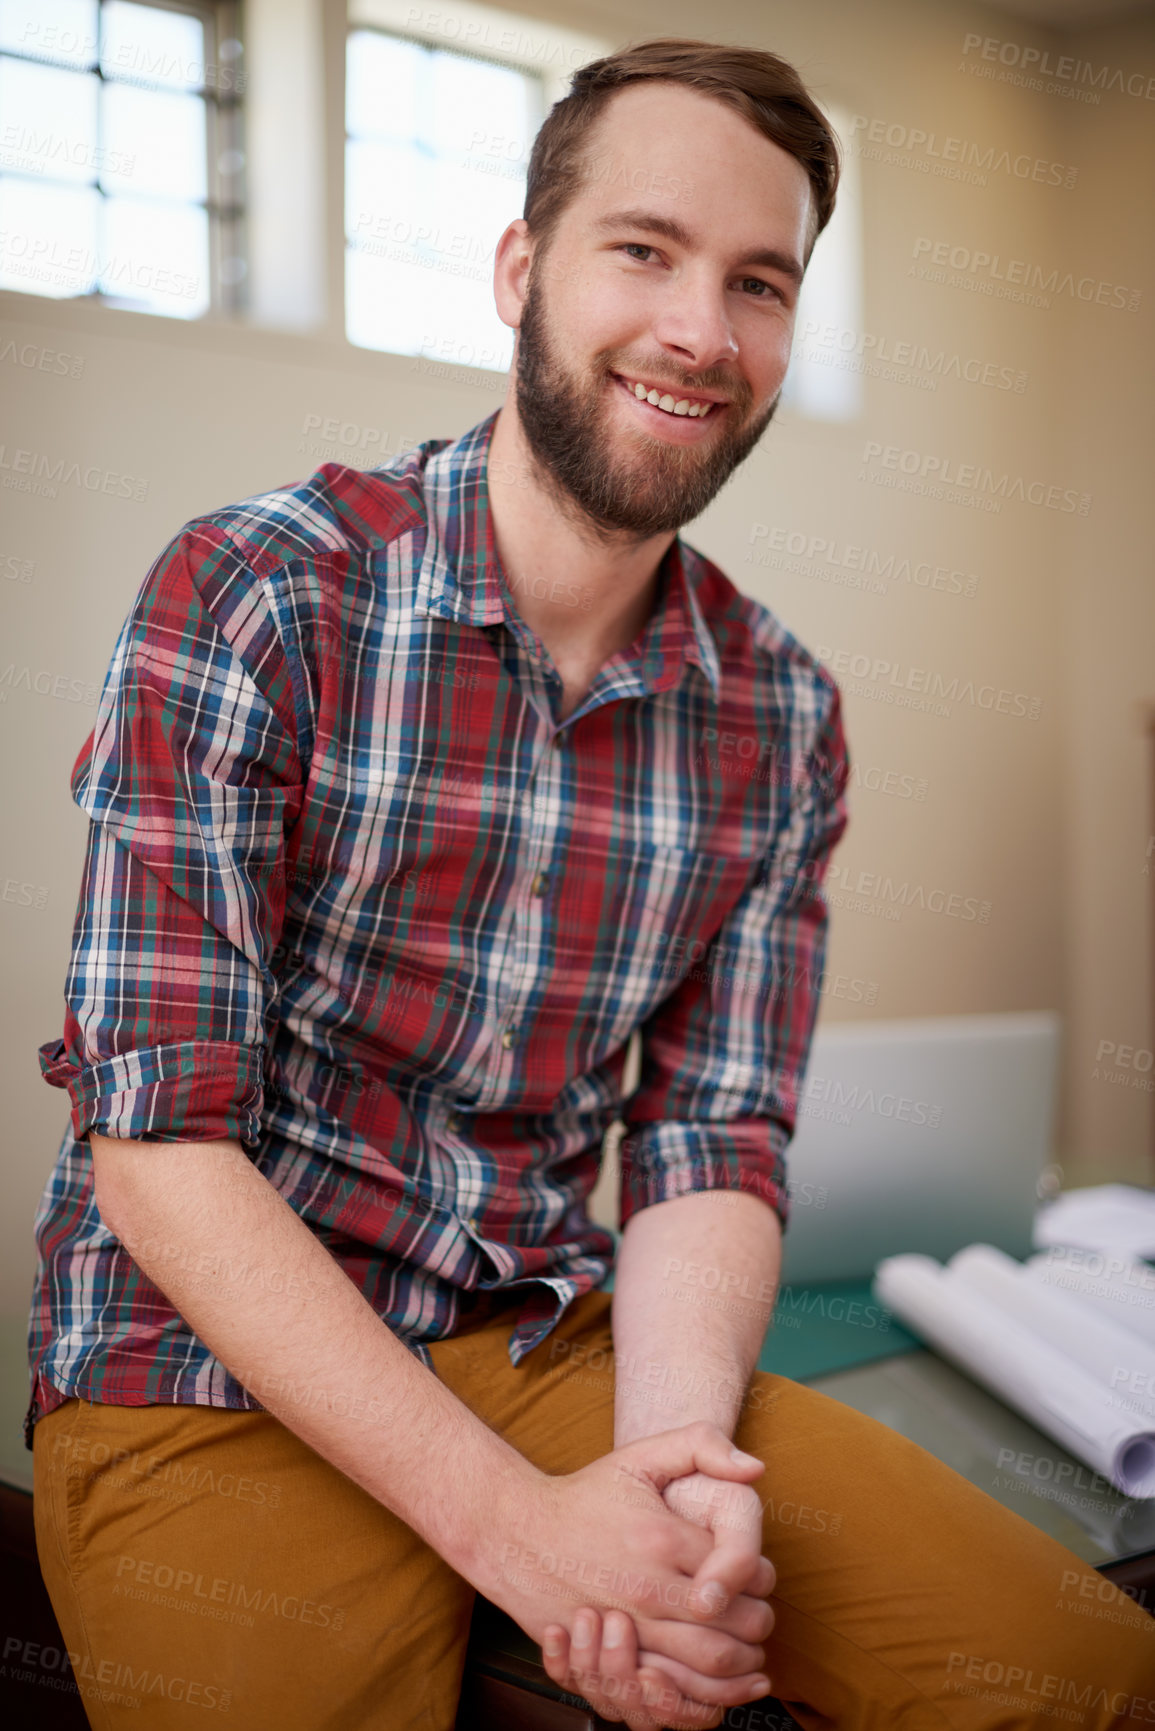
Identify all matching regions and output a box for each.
[621,1420,764,1494]
[687,1525,770,1618]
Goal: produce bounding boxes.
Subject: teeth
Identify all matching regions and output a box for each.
[626,379,714,417]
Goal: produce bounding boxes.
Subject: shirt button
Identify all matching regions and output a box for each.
[531,870,550,897]
[501,1028,516,1049]
[447,1111,463,1132]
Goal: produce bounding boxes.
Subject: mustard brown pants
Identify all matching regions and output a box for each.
[31,1292,1155,1729]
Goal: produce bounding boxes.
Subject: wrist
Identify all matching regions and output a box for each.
[443,1445,550,1592]
[613,1353,748,1450]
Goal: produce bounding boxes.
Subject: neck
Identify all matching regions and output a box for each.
[486,396,673,662]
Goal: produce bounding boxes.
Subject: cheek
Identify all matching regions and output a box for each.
[569,270,658,346]
[750,319,795,392]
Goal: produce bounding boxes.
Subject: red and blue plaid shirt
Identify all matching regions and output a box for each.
[27,410,848,1445]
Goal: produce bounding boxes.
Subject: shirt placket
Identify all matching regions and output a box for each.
[478,714,566,1098]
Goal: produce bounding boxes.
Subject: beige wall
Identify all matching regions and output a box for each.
[1054,9,1155,1188]
[2,0,1152,1311]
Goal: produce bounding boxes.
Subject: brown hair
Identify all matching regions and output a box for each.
[524,37,841,263]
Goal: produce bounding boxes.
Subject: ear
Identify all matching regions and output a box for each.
[493,218,535,330]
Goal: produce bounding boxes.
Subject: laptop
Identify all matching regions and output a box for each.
[779,1011,1060,1284]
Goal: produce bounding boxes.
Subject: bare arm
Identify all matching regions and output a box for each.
[612,1188,782,1449]
[612,1189,781,1620]
[543,1190,783,1716]
[90,1133,772,1727]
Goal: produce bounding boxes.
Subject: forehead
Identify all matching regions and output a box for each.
[566,80,813,255]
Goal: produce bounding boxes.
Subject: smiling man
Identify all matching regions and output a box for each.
[28,37,1153,1731]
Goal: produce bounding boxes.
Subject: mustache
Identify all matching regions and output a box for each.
[598,352,754,414]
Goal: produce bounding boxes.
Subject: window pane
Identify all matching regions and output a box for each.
[430,50,532,166]
[346,29,422,142]
[435,156,520,267]
[0,5,229,321]
[347,246,432,360]
[0,57,98,184]
[101,195,209,316]
[346,136,424,249]
[0,0,97,69]
[346,30,536,372]
[101,81,207,199]
[347,160,512,374]
[0,176,98,294]
[101,0,205,93]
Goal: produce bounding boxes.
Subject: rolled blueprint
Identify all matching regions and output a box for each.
[1024,1250,1155,1348]
[947,1244,1155,1425]
[873,1254,1155,1498]
[1033,1183,1155,1262]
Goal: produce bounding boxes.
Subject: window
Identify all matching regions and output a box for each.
[345,0,606,373]
[0,0,244,319]
[780,106,864,422]
[345,28,541,372]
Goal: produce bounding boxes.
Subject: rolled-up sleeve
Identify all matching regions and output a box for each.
[620,679,849,1233]
[37,523,304,1145]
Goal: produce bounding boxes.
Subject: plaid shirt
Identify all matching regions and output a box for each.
[26,410,848,1446]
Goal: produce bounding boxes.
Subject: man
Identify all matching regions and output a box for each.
[27,36,1153,1731]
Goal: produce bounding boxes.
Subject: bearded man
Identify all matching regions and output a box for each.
[27,36,1153,1731]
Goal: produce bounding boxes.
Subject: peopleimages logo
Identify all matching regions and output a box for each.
[961,33,1155,101]
[748,523,979,598]
[794,319,1027,393]
[910,238,1141,312]
[827,862,991,926]
[803,1072,943,1124]
[816,644,1043,722]
[0,125,136,178]
[861,441,1091,515]
[403,5,588,69]
[849,115,1077,188]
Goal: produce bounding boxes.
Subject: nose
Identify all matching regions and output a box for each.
[650,264,739,375]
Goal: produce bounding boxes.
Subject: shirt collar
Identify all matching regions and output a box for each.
[415,411,721,701]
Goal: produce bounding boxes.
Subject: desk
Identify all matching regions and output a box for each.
[756,1279,1155,1574]
[808,1350,1155,1572]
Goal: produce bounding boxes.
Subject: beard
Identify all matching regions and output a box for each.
[513,260,780,540]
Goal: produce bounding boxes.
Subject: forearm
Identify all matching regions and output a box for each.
[89,1132,539,1585]
[611,1190,782,1447]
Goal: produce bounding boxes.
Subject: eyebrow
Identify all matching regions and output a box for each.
[591,206,805,287]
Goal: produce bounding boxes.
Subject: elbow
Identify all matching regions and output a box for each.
[88,1132,140,1241]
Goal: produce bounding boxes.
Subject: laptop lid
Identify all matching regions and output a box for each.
[779,1011,1060,1285]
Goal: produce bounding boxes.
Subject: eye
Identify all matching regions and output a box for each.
[737,276,781,300]
[618,242,656,262]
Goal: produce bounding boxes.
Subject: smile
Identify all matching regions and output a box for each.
[617,375,720,418]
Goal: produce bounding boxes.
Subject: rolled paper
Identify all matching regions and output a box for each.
[873,1254,1155,1499]
[1023,1250,1155,1347]
[947,1244,1155,1425]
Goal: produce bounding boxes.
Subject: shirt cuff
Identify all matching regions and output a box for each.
[618,1120,790,1233]
[37,1037,266,1146]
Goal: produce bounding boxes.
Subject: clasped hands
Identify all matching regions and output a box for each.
[491,1421,775,1730]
